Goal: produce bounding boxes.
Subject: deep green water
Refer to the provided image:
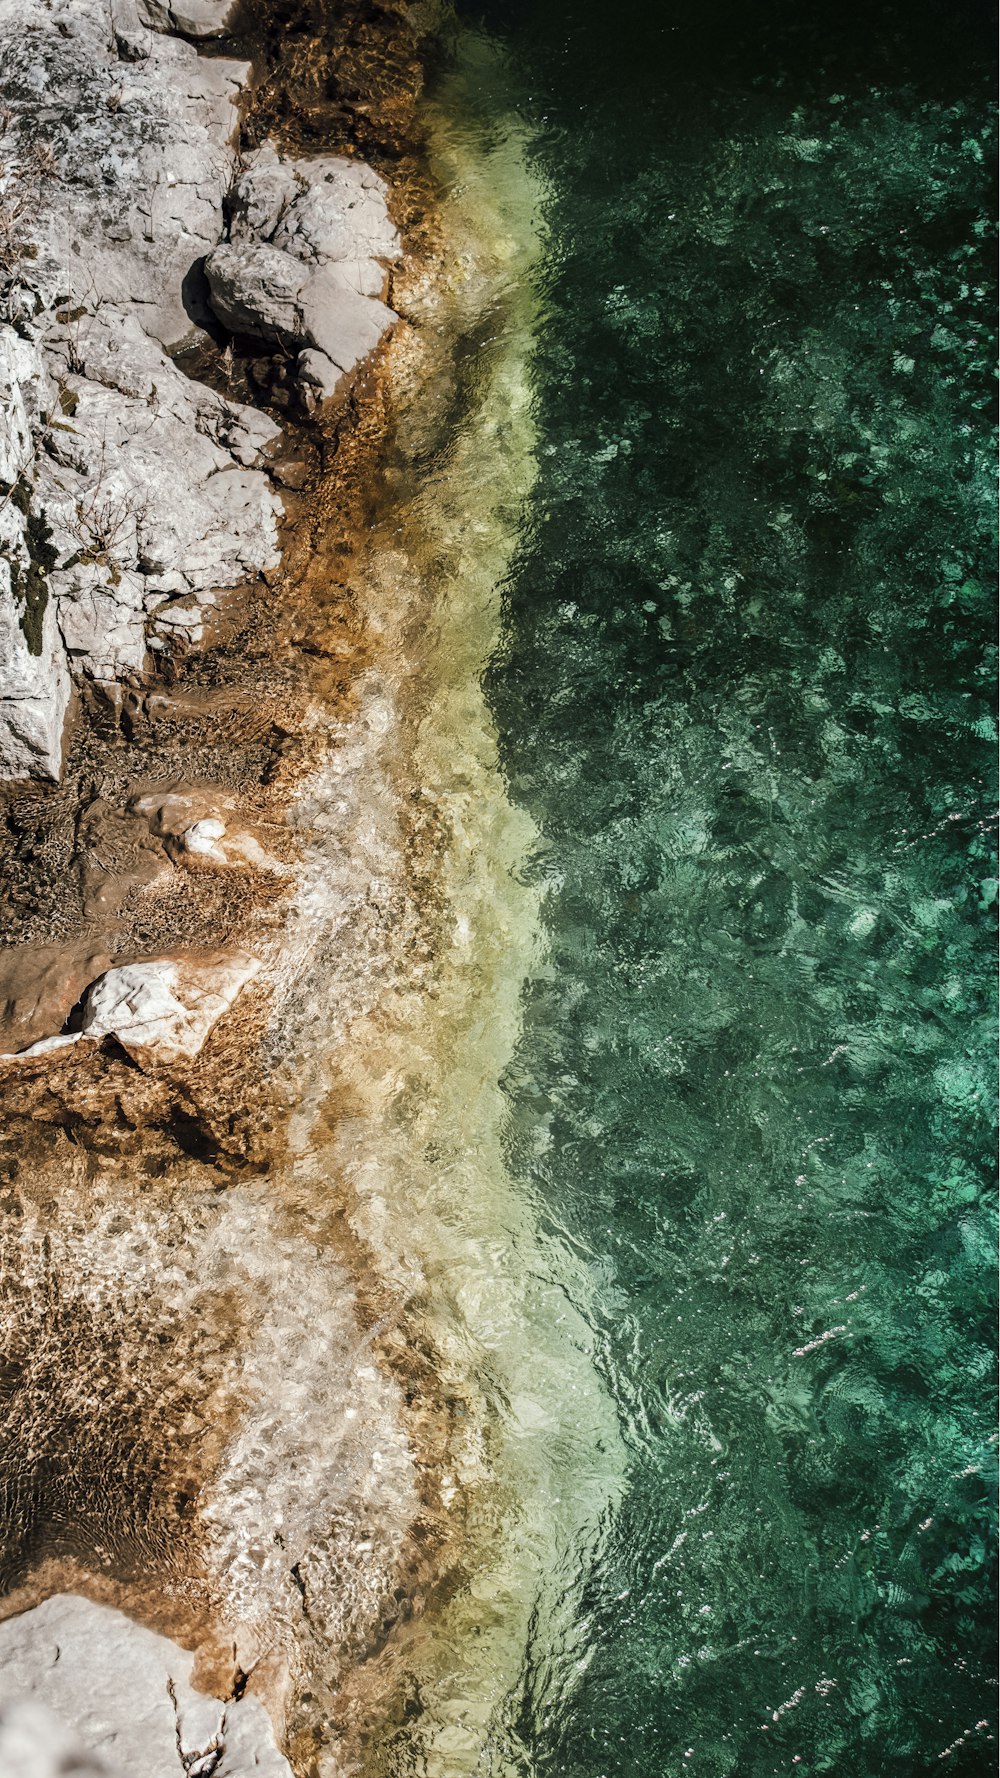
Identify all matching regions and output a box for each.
[461,0,997,1771]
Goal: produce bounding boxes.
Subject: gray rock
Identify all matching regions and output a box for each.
[204,240,311,342]
[0,1594,291,1777]
[297,346,343,407]
[231,145,399,273]
[137,0,238,36]
[36,305,282,682]
[0,1698,121,1776]
[0,560,71,781]
[0,0,248,349]
[0,0,402,777]
[302,270,396,376]
[206,243,396,381]
[0,326,71,778]
[81,951,261,1063]
[209,145,401,386]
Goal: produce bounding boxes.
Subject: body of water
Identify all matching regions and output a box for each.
[456,0,997,1770]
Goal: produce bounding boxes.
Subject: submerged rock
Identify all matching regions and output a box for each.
[0,1594,291,1777]
[81,951,261,1064]
[0,940,112,1055]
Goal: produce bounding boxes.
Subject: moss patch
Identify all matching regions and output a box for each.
[1,480,58,655]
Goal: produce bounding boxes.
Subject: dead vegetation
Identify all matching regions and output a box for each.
[0,107,59,281]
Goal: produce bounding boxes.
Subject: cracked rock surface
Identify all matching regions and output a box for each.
[0,1594,293,1776]
[0,0,398,780]
[206,144,400,402]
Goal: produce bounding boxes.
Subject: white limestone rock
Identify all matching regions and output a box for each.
[81,951,261,1063]
[137,0,238,36]
[208,146,400,390]
[297,347,343,408]
[0,0,404,775]
[0,554,71,781]
[0,1594,291,1778]
[182,817,228,859]
[0,326,71,777]
[0,1697,121,1777]
[205,242,396,379]
[35,306,282,680]
[0,0,249,349]
[0,329,49,485]
[204,240,310,341]
[47,304,280,468]
[230,145,400,274]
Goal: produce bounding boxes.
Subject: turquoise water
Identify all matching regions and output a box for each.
[462,0,997,1771]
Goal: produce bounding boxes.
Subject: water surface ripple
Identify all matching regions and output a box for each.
[471,0,998,1770]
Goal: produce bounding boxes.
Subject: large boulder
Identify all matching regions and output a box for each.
[229,145,400,276]
[204,241,309,341]
[0,1594,291,1777]
[208,145,402,398]
[205,243,396,387]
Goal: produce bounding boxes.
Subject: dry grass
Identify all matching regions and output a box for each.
[0,116,59,280]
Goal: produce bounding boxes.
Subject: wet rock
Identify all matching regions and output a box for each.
[132,787,288,874]
[5,1031,85,1060]
[132,784,227,836]
[182,821,288,873]
[0,940,112,1055]
[75,795,172,920]
[270,457,309,491]
[0,1594,291,1777]
[81,950,261,1063]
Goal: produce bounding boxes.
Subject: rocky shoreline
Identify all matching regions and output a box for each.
[0,0,409,1055]
[0,2,444,1772]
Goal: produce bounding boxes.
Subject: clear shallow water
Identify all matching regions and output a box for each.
[448,0,999,1771]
